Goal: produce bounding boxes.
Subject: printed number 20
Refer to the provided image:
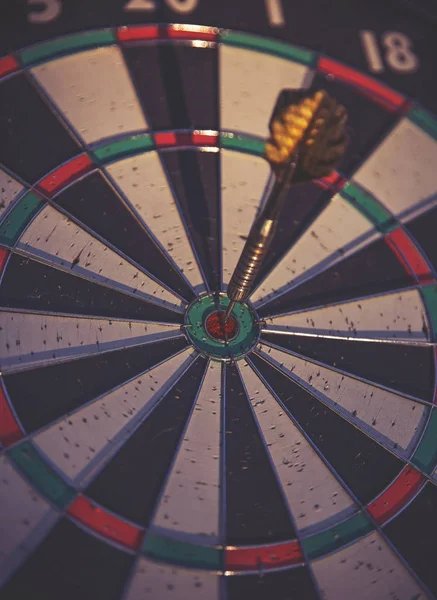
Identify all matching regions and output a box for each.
[125,0,198,14]
[360,30,419,74]
[125,0,286,26]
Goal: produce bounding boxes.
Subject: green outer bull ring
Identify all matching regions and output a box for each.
[183,293,260,361]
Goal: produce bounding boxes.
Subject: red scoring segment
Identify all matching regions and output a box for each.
[37,154,93,196]
[205,311,238,341]
[0,247,9,274]
[225,540,303,571]
[117,25,160,42]
[318,57,409,113]
[315,170,346,192]
[367,466,425,525]
[68,495,144,550]
[385,228,435,284]
[0,55,19,79]
[0,252,22,448]
[167,24,218,41]
[154,131,218,148]
[0,382,23,448]
[117,24,217,43]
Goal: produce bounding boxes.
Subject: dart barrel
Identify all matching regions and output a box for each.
[226,217,277,303]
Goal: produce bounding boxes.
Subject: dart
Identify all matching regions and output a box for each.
[224,89,348,323]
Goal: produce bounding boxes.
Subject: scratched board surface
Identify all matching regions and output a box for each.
[0,1,437,599]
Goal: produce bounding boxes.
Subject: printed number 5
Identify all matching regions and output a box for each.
[28,0,62,23]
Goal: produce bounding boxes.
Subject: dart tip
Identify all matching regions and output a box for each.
[224,300,236,324]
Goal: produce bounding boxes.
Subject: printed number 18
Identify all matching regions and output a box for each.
[360,30,419,74]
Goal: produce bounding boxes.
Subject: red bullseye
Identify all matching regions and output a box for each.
[205,311,239,342]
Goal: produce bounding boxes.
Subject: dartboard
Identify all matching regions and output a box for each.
[1,2,437,599]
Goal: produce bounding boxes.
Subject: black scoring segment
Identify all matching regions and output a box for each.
[224,362,296,545]
[52,171,195,302]
[160,149,221,291]
[262,332,435,402]
[384,482,437,596]
[258,237,413,317]
[121,41,221,291]
[226,565,318,600]
[0,519,134,600]
[3,336,188,433]
[254,182,330,289]
[306,72,399,176]
[249,352,403,505]
[122,42,218,130]
[86,356,207,527]
[406,204,437,275]
[0,254,183,324]
[0,74,79,182]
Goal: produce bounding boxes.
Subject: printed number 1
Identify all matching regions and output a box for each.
[360,30,419,74]
[265,0,285,27]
